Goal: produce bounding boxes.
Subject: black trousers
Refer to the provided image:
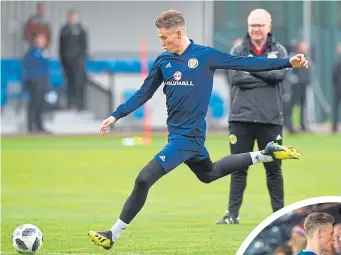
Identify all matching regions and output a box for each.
[298,89,307,131]
[63,60,86,110]
[26,79,47,132]
[332,87,341,132]
[227,122,284,216]
[293,85,307,131]
[283,94,295,134]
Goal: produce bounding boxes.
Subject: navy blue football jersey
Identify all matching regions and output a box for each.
[112,40,291,138]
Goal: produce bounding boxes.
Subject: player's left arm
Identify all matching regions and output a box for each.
[208,47,307,72]
[249,45,289,84]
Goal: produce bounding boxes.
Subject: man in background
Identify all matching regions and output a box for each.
[292,40,312,132]
[23,33,49,134]
[282,42,299,134]
[59,9,88,111]
[217,9,289,224]
[332,42,341,133]
[24,2,51,50]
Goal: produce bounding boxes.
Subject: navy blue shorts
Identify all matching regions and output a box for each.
[154,136,210,172]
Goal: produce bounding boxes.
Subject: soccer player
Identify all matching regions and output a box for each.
[297,212,335,255]
[88,9,307,250]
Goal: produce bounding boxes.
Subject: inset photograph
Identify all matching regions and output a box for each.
[238,198,341,255]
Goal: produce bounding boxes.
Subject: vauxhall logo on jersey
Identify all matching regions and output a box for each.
[164,71,194,86]
[174,71,181,81]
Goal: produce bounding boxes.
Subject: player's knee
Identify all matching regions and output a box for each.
[134,175,152,191]
[200,178,212,184]
[197,175,212,184]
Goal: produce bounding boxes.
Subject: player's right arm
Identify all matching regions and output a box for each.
[100,57,163,135]
[228,46,265,89]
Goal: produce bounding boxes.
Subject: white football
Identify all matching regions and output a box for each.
[12,224,43,254]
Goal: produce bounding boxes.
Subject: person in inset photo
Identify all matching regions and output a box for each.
[298,212,334,255]
[241,202,341,255]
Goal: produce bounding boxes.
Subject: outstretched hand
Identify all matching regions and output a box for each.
[290,54,309,68]
[100,116,116,135]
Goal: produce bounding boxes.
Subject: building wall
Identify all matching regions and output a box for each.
[1,1,213,58]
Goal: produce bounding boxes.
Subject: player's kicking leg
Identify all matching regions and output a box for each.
[187,141,300,185]
[186,142,299,224]
[88,159,166,250]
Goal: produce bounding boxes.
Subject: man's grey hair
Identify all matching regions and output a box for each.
[248,8,272,24]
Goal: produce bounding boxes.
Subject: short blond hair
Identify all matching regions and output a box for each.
[304,212,334,238]
[248,8,272,24]
[155,9,185,29]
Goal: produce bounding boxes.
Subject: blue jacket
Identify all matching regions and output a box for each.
[23,45,49,81]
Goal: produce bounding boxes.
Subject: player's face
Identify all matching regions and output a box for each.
[248,14,271,42]
[157,27,182,53]
[319,224,334,252]
[333,225,341,253]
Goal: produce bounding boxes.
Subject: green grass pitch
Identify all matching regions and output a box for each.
[2,134,341,255]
